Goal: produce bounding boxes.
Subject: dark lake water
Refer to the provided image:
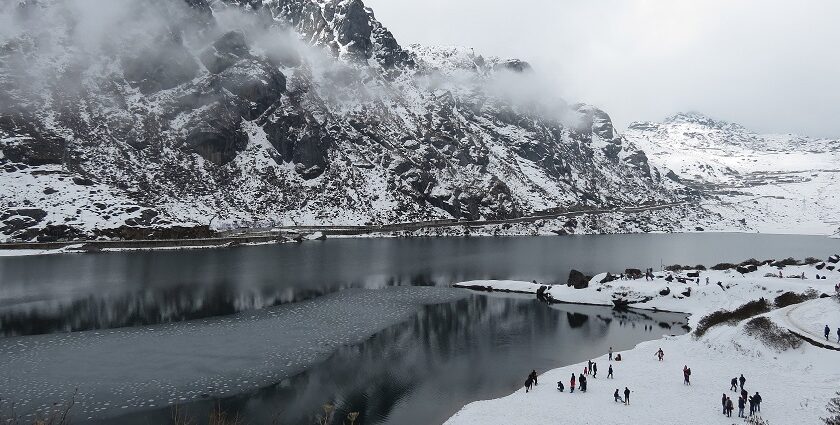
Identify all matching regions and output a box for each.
[92,296,687,425]
[0,233,838,424]
[0,233,837,337]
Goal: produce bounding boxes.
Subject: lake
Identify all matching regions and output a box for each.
[0,233,837,423]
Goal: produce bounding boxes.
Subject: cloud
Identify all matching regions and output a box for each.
[366,0,840,137]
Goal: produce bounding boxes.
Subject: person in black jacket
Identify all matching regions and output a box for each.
[592,362,598,378]
[607,364,614,379]
[614,388,623,403]
[725,397,734,417]
[739,374,746,390]
[557,380,564,392]
[738,396,745,418]
[748,395,755,416]
[754,392,762,412]
[525,375,534,393]
[826,325,831,340]
[580,374,587,392]
[722,393,727,415]
[529,370,539,386]
[730,377,738,391]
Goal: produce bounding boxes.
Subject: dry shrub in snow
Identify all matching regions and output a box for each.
[824,392,840,425]
[774,289,819,308]
[694,298,771,337]
[745,415,771,425]
[743,316,802,351]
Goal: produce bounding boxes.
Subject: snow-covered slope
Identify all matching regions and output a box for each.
[626,112,840,235]
[447,261,840,425]
[0,0,700,242]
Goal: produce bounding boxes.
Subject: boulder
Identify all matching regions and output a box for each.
[816,262,826,270]
[72,176,95,186]
[1,208,47,222]
[736,264,758,274]
[600,273,618,284]
[624,268,642,279]
[687,271,700,278]
[659,287,670,296]
[828,255,839,264]
[568,269,588,289]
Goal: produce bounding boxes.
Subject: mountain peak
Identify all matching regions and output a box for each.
[662,112,746,132]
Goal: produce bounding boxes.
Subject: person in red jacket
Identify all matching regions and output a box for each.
[570,373,576,393]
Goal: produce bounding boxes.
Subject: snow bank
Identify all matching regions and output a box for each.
[447,263,840,424]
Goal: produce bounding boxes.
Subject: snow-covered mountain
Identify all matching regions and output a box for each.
[0,0,701,242]
[626,112,840,235]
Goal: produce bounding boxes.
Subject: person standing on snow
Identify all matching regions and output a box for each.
[655,348,664,361]
[837,327,839,343]
[722,393,728,415]
[624,387,630,405]
[826,325,831,340]
[579,373,587,392]
[529,370,539,386]
[738,396,746,418]
[592,362,598,378]
[609,347,613,360]
[608,364,614,379]
[525,375,534,393]
[725,397,734,417]
[570,373,576,393]
[754,392,762,412]
[683,365,691,385]
[739,374,746,391]
[730,377,738,391]
[748,394,756,416]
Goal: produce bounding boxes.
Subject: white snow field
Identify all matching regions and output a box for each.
[626,112,840,236]
[446,262,840,425]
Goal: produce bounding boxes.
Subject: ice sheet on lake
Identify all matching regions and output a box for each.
[0,287,466,421]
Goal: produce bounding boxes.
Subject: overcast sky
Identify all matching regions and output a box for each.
[366,0,840,137]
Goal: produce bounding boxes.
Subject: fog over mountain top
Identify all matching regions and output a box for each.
[3,0,712,243]
[366,0,840,138]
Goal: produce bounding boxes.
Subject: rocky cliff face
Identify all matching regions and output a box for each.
[0,0,682,242]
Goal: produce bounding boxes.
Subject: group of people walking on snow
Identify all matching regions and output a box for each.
[725,374,762,417]
[525,346,769,419]
[824,324,840,343]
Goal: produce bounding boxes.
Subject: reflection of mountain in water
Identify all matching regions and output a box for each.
[104,295,687,425]
[0,273,447,337]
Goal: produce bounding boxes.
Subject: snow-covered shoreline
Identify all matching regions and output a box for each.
[446,262,840,425]
[1,230,837,258]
